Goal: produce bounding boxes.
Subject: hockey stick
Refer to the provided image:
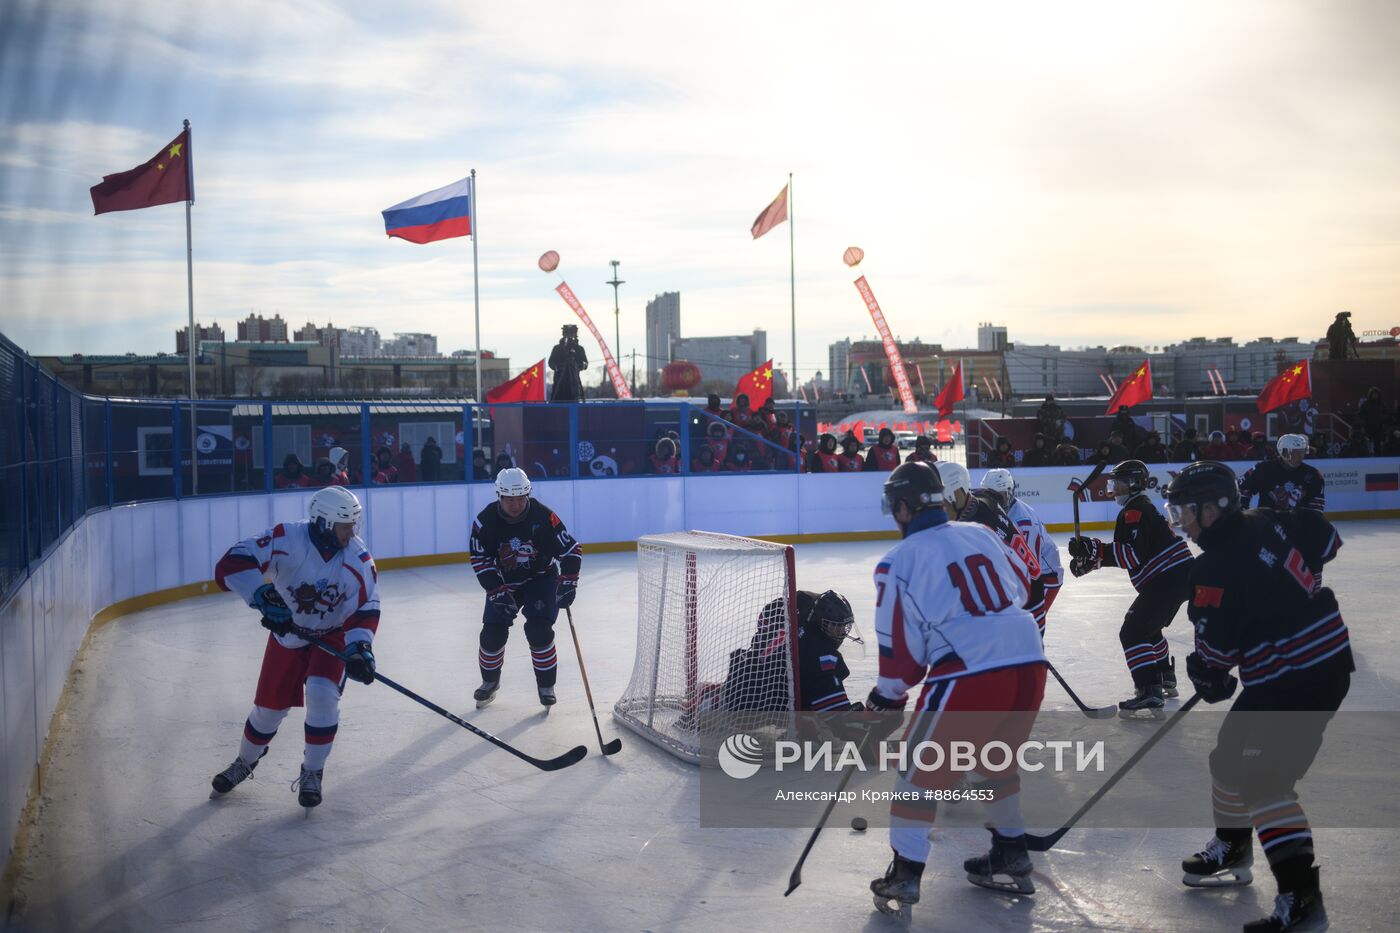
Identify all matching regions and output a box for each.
[1068,459,1110,575]
[277,621,589,772]
[1046,661,1117,719]
[1023,693,1201,852]
[565,607,622,756]
[784,729,874,896]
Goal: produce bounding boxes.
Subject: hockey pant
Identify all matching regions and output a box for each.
[1208,673,1349,879]
[887,662,1047,863]
[240,631,348,770]
[1119,580,1187,689]
[479,573,559,688]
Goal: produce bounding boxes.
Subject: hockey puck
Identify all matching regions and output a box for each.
[851,816,868,832]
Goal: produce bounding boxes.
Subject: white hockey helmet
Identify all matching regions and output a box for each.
[981,468,1016,509]
[1277,434,1308,455]
[935,462,971,503]
[495,466,532,499]
[308,486,362,536]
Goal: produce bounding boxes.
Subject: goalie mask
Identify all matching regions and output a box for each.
[803,590,855,643]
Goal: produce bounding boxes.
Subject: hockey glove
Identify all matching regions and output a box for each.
[254,583,294,635]
[344,640,376,685]
[486,585,517,613]
[862,688,909,744]
[1067,536,1102,562]
[1185,651,1238,703]
[556,573,579,609]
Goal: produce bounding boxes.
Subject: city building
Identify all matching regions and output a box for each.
[174,322,225,354]
[828,339,851,394]
[382,332,439,358]
[977,323,1008,352]
[339,326,381,358]
[236,313,288,343]
[669,329,766,391]
[644,292,681,390]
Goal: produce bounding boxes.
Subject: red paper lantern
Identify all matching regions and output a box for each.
[538,250,560,273]
[842,246,864,268]
[661,360,703,392]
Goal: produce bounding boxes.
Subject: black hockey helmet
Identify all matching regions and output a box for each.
[1107,459,1150,505]
[882,461,944,516]
[1164,460,1240,527]
[802,589,855,642]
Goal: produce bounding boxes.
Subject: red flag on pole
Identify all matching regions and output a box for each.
[750,185,789,239]
[90,129,192,214]
[1105,360,1153,414]
[1256,360,1311,413]
[486,359,546,413]
[735,359,775,408]
[932,361,964,418]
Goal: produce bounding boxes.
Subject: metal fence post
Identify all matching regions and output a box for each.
[360,404,372,486]
[568,403,579,479]
[171,401,183,499]
[263,403,274,493]
[104,399,114,507]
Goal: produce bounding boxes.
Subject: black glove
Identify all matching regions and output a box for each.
[254,583,294,636]
[487,585,516,613]
[1069,556,1092,578]
[1185,651,1238,703]
[556,573,578,609]
[344,640,376,685]
[1067,536,1101,561]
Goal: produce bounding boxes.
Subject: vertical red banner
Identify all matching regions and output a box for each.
[555,282,633,399]
[852,276,918,413]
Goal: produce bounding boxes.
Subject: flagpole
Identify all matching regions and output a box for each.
[470,169,482,449]
[788,172,796,404]
[183,118,198,496]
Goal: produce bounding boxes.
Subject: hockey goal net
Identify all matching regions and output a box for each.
[613,531,799,764]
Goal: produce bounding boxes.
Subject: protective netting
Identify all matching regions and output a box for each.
[613,531,796,763]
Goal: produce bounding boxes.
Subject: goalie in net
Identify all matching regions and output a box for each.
[613,531,860,762]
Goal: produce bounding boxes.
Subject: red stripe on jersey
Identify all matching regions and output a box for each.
[343,564,369,607]
[882,587,927,686]
[214,552,259,590]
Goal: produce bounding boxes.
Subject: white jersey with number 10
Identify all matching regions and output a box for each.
[873,519,1046,706]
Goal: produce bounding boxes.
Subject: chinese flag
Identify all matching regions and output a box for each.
[90,129,192,215]
[487,359,546,411]
[1105,360,1153,414]
[750,185,788,240]
[932,361,964,418]
[1256,360,1311,413]
[735,359,775,408]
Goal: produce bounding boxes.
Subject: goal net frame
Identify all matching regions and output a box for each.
[613,530,800,764]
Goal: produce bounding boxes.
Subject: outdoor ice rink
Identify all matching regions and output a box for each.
[7,521,1398,932]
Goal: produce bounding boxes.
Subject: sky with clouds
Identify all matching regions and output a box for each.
[2,0,1398,385]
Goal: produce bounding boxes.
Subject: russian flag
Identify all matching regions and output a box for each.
[1364,472,1398,492]
[382,177,472,244]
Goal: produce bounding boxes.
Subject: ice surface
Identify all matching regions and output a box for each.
[8,522,1399,931]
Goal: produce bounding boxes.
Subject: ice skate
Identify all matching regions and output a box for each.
[1243,863,1328,931]
[474,680,499,709]
[870,853,924,918]
[1182,834,1253,887]
[1118,684,1166,720]
[292,765,323,810]
[1160,657,1179,698]
[964,830,1035,895]
[538,685,557,708]
[209,747,267,798]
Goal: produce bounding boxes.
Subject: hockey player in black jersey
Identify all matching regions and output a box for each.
[1166,461,1351,932]
[469,468,583,708]
[720,589,858,714]
[1239,434,1326,512]
[1068,460,1193,716]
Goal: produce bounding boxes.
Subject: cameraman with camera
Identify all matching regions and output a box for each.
[549,323,588,403]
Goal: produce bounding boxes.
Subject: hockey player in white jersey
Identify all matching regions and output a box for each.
[866,462,1048,917]
[982,468,1064,636]
[211,486,381,809]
